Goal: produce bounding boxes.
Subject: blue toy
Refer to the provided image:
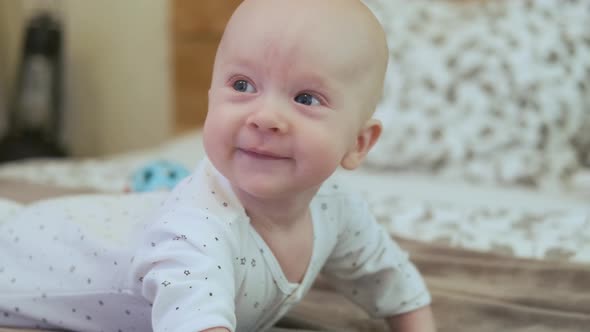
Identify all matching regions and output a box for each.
[129,160,190,192]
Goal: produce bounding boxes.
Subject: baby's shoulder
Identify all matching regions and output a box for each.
[153,193,246,235]
[136,202,247,271]
[140,177,248,256]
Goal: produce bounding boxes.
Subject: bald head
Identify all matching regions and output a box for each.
[213,0,389,121]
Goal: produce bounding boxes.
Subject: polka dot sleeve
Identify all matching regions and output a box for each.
[128,206,239,332]
[321,194,431,319]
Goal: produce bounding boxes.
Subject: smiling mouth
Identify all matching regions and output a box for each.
[237,148,290,160]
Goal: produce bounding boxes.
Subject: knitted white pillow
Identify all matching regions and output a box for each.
[363,0,590,189]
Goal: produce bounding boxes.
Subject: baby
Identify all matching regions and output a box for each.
[0,0,435,331]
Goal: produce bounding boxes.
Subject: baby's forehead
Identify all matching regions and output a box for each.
[219,9,377,79]
[227,1,380,50]
[218,37,369,100]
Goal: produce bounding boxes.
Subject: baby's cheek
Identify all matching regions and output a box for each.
[297,137,345,178]
[202,126,217,156]
[203,120,230,167]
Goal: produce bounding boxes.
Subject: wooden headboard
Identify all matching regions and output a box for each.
[171,0,242,133]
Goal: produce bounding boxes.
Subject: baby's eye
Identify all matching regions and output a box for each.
[294,93,320,106]
[232,79,256,93]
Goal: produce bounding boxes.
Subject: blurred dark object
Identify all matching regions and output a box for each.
[0,131,65,162]
[0,11,66,163]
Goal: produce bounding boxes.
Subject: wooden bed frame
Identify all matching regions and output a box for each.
[171,0,241,133]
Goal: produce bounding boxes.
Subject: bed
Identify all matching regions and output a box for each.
[2,0,590,331]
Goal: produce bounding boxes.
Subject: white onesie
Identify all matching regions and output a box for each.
[0,158,430,332]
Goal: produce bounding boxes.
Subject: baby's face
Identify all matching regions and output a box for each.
[203,0,387,199]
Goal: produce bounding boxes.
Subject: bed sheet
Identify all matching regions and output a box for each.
[341,169,589,263]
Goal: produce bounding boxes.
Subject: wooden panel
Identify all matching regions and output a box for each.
[174,42,218,130]
[174,0,242,38]
[172,0,242,133]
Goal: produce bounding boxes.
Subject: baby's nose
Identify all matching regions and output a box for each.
[246,108,288,134]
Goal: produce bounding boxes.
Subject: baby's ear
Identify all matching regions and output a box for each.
[341,119,382,170]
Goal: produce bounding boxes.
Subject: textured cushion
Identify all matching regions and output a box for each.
[363,0,590,188]
[0,179,95,204]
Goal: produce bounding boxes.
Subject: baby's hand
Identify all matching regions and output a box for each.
[387,305,436,332]
[201,328,231,332]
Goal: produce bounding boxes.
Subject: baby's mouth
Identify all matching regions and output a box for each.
[237,148,290,160]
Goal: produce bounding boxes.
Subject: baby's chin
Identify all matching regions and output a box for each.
[230,174,299,201]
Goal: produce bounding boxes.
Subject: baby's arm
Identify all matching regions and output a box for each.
[387,305,436,332]
[322,194,434,330]
[129,207,239,332]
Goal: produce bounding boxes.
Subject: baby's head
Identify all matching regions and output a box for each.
[203,0,388,199]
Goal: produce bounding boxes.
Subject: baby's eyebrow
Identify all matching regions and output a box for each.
[298,70,343,95]
[220,56,259,74]
[297,74,333,94]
